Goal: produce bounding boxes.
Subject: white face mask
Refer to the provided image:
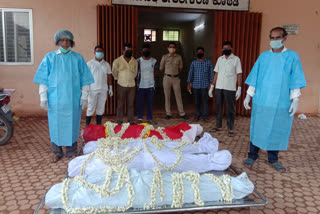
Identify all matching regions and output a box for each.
[168,48,176,54]
[270,40,283,50]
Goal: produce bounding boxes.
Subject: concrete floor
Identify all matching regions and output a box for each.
[0,113,319,214]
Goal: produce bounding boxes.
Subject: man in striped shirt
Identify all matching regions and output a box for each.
[187,47,214,122]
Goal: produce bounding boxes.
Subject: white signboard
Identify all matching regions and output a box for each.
[282,24,299,35]
[112,0,250,11]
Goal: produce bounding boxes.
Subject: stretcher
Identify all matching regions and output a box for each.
[34,165,267,214]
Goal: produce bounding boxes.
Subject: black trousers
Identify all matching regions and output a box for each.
[215,89,236,130]
[51,142,77,157]
[193,88,209,119]
[248,142,279,164]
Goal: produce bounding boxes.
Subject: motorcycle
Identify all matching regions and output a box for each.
[0,88,19,145]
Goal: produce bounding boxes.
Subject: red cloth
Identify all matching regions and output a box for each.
[82,124,106,143]
[148,130,164,140]
[163,123,191,139]
[108,123,191,140]
[114,125,122,134]
[121,125,145,139]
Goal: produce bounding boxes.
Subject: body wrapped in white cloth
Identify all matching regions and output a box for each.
[46,168,254,212]
[68,133,232,177]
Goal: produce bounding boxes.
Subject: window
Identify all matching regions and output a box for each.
[163,30,179,41]
[0,9,33,65]
[144,29,156,42]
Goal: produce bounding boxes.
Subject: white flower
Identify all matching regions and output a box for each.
[61,121,234,213]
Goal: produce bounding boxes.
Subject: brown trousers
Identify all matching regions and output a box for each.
[163,75,185,116]
[117,84,136,123]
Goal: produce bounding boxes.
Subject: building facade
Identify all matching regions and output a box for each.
[0,0,319,116]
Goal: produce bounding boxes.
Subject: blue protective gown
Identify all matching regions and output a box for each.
[245,49,306,151]
[34,51,94,146]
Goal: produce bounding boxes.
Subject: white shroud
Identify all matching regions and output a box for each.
[68,133,232,177]
[46,169,254,210]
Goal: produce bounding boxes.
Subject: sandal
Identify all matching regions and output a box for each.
[211,127,222,132]
[50,154,61,163]
[244,158,255,168]
[271,162,286,172]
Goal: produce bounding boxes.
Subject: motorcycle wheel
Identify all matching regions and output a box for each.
[0,114,14,145]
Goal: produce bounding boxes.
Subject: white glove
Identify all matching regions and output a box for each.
[81,85,89,100]
[289,98,299,117]
[40,100,48,110]
[208,85,214,98]
[80,99,88,109]
[235,86,241,100]
[244,94,252,110]
[108,85,113,97]
[39,84,48,111]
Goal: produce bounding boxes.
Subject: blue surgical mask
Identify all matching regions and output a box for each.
[270,40,283,50]
[95,52,104,59]
[59,46,71,54]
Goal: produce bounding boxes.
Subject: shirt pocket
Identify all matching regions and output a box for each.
[225,61,236,77]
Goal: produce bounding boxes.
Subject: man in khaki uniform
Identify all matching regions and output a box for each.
[160,42,188,120]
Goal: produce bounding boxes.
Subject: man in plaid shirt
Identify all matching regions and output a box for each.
[187,47,214,122]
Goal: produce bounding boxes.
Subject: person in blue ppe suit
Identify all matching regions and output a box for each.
[243,27,306,172]
[34,30,94,163]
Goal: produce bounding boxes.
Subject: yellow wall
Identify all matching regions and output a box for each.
[0,0,319,115]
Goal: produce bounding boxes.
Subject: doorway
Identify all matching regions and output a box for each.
[96,5,262,116]
[137,8,215,115]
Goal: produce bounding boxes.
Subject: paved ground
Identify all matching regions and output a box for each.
[0,113,320,214]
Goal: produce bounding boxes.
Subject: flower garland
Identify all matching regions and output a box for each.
[61,121,233,213]
[144,167,165,209]
[76,166,129,197]
[155,127,173,141]
[98,137,131,150]
[96,146,142,167]
[221,174,233,202]
[173,140,190,150]
[116,123,130,138]
[182,171,204,206]
[143,140,183,171]
[63,166,234,212]
[140,124,153,139]
[105,121,192,149]
[97,129,187,171]
[80,152,96,176]
[105,121,117,137]
[62,165,135,213]
[203,174,233,202]
[171,172,184,208]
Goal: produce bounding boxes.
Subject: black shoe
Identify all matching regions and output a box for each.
[117,121,123,125]
[180,114,189,120]
[137,119,143,124]
[129,121,136,125]
[86,116,92,126]
[96,115,102,125]
[165,115,171,120]
[196,116,200,121]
